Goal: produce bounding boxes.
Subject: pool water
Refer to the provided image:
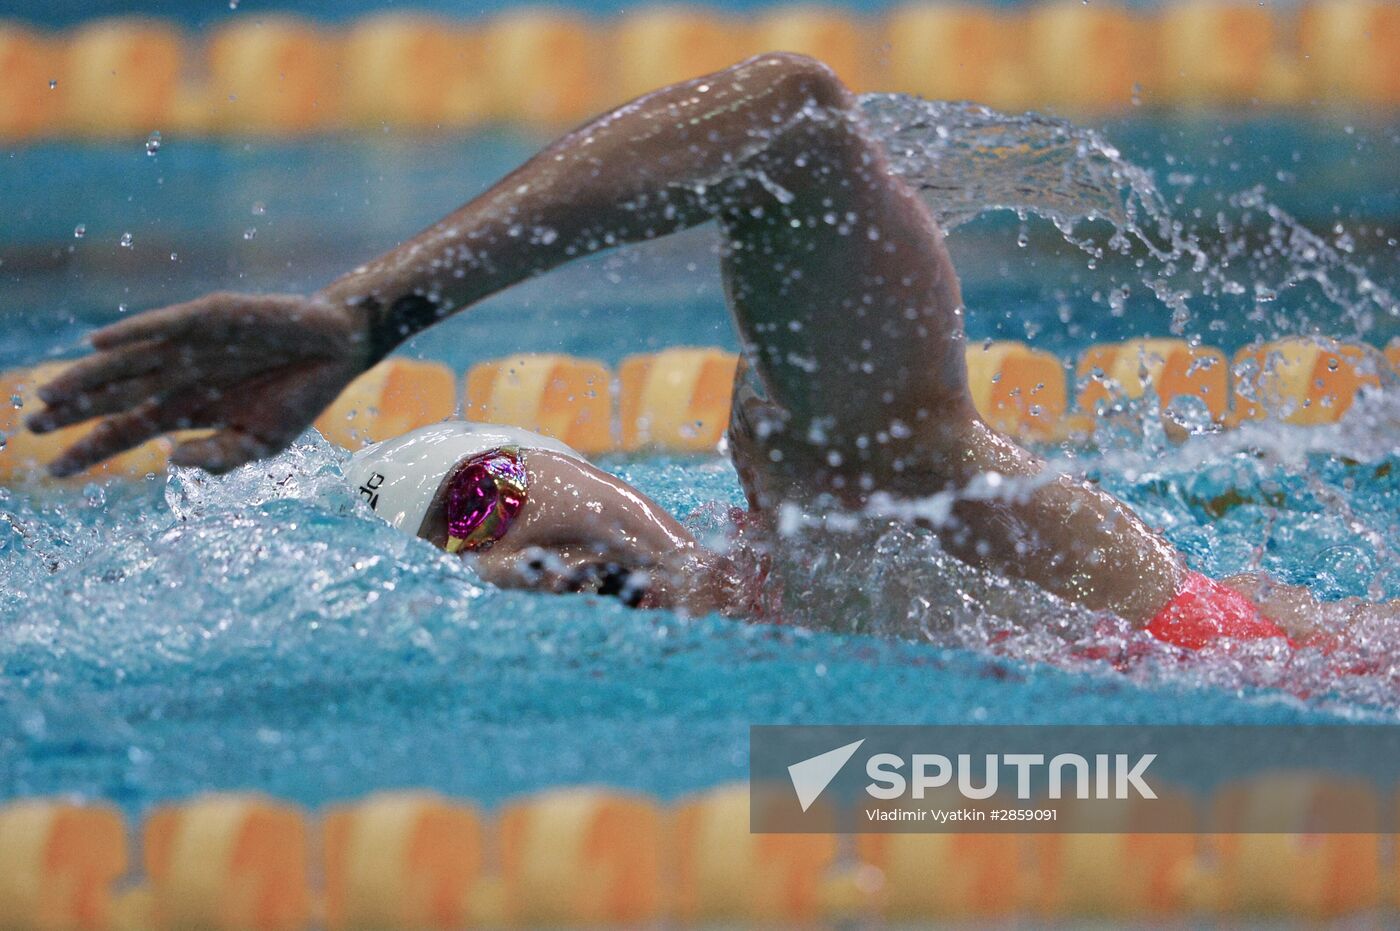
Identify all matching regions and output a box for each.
[1,110,1398,812]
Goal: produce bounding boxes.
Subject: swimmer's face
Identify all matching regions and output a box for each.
[417,450,658,606]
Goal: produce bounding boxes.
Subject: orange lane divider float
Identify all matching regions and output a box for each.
[1029,788,1200,918]
[58,18,184,138]
[463,353,612,455]
[671,783,838,923]
[105,789,312,929]
[322,791,482,930]
[964,341,1071,441]
[883,4,1028,112]
[135,794,310,931]
[0,23,56,140]
[1152,0,1291,107]
[6,782,1400,926]
[610,9,748,104]
[854,810,1025,919]
[0,800,127,931]
[1076,338,1230,428]
[7,2,1400,142]
[206,16,341,135]
[618,348,738,453]
[2,337,1395,482]
[1229,337,1387,427]
[340,15,490,132]
[1210,774,1382,917]
[484,10,603,127]
[1024,1,1149,114]
[314,358,458,450]
[1300,0,1400,108]
[752,6,874,94]
[499,788,663,925]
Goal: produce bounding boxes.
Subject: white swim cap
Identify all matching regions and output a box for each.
[345,422,580,536]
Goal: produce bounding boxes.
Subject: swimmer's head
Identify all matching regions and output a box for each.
[345,422,579,543]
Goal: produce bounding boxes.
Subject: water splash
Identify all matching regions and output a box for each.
[860,95,1398,343]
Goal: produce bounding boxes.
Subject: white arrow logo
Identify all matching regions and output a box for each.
[787,739,865,812]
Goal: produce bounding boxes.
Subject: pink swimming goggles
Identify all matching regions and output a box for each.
[442,446,529,553]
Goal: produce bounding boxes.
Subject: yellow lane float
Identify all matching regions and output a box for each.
[0,24,55,139]
[0,800,127,931]
[855,821,1026,918]
[1025,2,1148,112]
[207,17,340,134]
[59,18,183,138]
[315,359,457,450]
[965,341,1069,441]
[340,16,489,131]
[885,4,1028,111]
[484,11,604,126]
[140,794,310,931]
[611,9,747,103]
[1031,791,1199,917]
[1210,775,1381,917]
[753,7,873,93]
[1152,0,1283,106]
[1077,338,1230,424]
[1230,337,1385,426]
[671,783,838,922]
[618,348,738,453]
[1300,0,1400,107]
[498,788,662,925]
[464,353,612,455]
[0,363,173,482]
[322,792,481,931]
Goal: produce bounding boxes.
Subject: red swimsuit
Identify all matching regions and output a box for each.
[1145,571,1292,650]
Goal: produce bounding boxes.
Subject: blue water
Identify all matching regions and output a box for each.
[2,117,1399,813]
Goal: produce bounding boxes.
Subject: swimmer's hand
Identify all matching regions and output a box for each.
[28,292,370,476]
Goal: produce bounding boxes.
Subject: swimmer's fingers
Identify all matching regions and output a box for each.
[45,385,231,477]
[169,365,347,473]
[47,401,166,478]
[27,372,173,434]
[34,341,166,406]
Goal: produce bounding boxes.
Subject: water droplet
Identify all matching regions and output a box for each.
[73,224,86,239]
[229,0,239,8]
[119,232,133,248]
[251,201,266,216]
[144,130,162,156]
[48,79,57,90]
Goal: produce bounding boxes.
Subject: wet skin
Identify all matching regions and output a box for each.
[26,53,1387,632]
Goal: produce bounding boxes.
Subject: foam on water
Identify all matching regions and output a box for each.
[2,98,1399,808]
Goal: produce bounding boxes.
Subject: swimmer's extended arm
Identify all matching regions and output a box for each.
[30,54,847,475]
[315,54,850,364]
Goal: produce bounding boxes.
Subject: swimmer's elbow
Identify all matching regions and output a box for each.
[737,51,853,111]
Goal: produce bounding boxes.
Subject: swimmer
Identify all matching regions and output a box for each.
[27,53,1395,645]
[342,421,744,614]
